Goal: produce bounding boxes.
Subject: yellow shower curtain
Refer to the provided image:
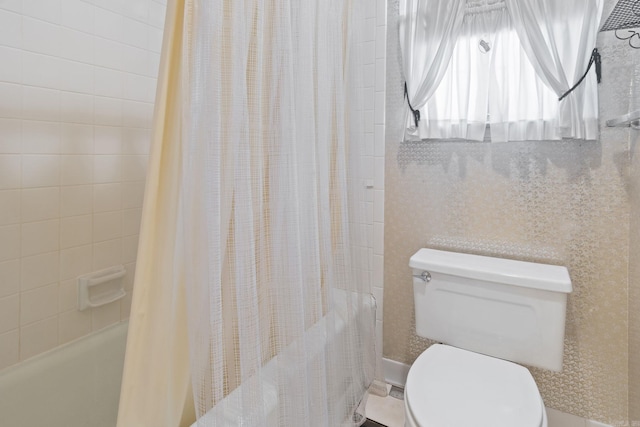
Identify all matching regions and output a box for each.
[116,1,195,425]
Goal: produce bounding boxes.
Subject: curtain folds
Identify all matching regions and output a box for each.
[116,0,195,426]
[118,1,377,426]
[399,0,465,140]
[400,0,604,142]
[504,0,603,140]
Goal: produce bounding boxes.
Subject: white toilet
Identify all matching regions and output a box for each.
[404,248,572,427]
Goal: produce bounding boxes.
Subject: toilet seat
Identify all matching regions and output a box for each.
[404,344,545,427]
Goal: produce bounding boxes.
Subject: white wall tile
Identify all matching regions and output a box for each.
[0,0,162,369]
[93,155,121,183]
[20,316,58,360]
[376,0,386,27]
[22,0,61,25]
[0,329,19,371]
[60,185,92,217]
[0,83,22,119]
[374,157,385,190]
[0,9,22,49]
[121,155,147,181]
[93,211,121,242]
[22,155,60,188]
[375,58,386,92]
[58,278,75,312]
[94,96,122,126]
[94,6,123,42]
[0,155,21,190]
[21,187,60,222]
[123,17,148,50]
[375,92,385,125]
[94,67,123,98]
[94,126,122,154]
[122,100,153,128]
[61,155,93,185]
[374,222,384,256]
[60,0,94,34]
[121,181,144,209]
[58,60,94,94]
[91,300,120,331]
[376,26,386,60]
[60,91,94,124]
[60,124,93,154]
[59,309,91,344]
[0,190,20,226]
[20,283,59,325]
[59,244,92,280]
[147,1,166,28]
[92,37,123,70]
[0,118,22,154]
[0,259,19,298]
[0,294,19,333]
[93,183,121,212]
[92,0,124,15]
[123,73,156,103]
[121,45,148,75]
[92,238,121,270]
[59,27,94,64]
[0,46,21,84]
[21,251,59,291]
[22,17,61,57]
[122,234,138,264]
[60,214,92,248]
[22,121,61,154]
[22,86,60,122]
[21,219,59,256]
[121,128,150,155]
[0,225,20,262]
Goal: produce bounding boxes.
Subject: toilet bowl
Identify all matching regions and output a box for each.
[403,345,547,427]
[405,249,571,427]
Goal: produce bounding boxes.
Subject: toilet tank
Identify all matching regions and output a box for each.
[410,248,572,372]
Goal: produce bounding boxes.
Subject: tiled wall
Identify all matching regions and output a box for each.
[0,0,166,371]
[383,0,634,424]
[359,0,387,367]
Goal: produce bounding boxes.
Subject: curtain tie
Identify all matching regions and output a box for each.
[558,48,602,101]
[404,82,421,127]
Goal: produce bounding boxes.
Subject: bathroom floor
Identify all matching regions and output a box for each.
[365,385,405,427]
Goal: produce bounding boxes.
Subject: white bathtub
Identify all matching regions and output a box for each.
[0,322,128,427]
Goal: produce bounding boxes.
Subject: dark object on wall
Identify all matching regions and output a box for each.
[601,0,640,31]
[601,0,640,48]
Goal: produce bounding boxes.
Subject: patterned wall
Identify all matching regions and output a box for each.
[383,0,637,423]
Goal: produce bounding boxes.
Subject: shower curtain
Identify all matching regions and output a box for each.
[117,1,378,426]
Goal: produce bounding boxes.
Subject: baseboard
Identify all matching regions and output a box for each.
[382,357,410,387]
[382,358,614,427]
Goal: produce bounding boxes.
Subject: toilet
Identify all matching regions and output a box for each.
[404,248,572,427]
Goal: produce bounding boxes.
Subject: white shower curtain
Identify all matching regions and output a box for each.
[118,1,377,426]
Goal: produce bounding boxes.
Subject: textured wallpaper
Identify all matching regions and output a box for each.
[629,66,640,423]
[384,0,637,423]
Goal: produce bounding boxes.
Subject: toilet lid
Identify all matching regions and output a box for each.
[405,344,543,427]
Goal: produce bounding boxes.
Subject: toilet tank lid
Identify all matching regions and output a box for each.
[409,248,572,293]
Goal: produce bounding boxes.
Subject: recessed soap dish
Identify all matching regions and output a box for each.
[77,265,127,311]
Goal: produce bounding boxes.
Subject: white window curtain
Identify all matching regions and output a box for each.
[400,0,603,142]
[399,0,466,139]
[505,0,603,140]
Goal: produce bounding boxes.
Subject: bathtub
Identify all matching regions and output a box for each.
[0,322,128,427]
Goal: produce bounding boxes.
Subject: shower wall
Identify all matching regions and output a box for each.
[383,0,634,424]
[0,0,166,371]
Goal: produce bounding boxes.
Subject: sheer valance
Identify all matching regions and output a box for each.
[399,0,604,142]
